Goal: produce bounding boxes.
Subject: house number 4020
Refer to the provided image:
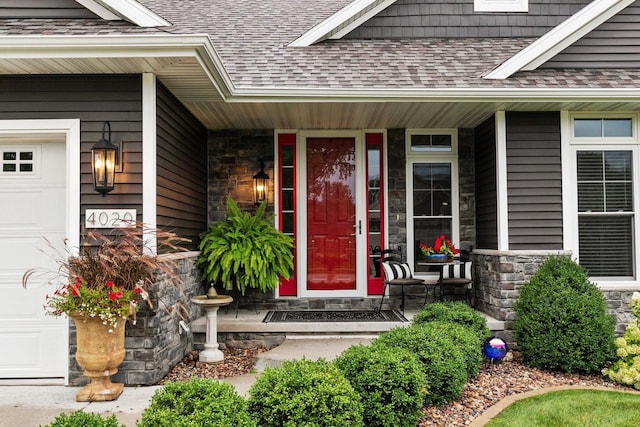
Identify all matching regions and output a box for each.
[85,209,136,229]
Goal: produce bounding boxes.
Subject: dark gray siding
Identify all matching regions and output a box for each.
[345,0,590,38]
[542,1,640,68]
[505,112,562,250]
[474,116,498,250]
[0,75,143,231]
[156,82,207,250]
[0,0,98,18]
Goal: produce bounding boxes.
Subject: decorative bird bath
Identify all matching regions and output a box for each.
[191,286,233,363]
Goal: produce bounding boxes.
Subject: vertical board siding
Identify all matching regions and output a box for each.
[474,116,498,250]
[345,0,590,39]
[156,82,207,250]
[0,74,143,234]
[542,2,640,68]
[505,112,563,250]
[0,0,98,18]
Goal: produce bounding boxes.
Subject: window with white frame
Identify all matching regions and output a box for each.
[406,130,459,274]
[474,0,528,13]
[568,114,637,281]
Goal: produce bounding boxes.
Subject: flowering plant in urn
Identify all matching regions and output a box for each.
[419,234,459,259]
[24,226,189,329]
[23,225,189,402]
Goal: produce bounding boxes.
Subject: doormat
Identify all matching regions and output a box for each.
[263,310,407,323]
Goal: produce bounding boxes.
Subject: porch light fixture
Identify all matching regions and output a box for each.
[91,121,118,197]
[253,158,270,205]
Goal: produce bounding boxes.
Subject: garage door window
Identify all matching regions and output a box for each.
[1,148,36,175]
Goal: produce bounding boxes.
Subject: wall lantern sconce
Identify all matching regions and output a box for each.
[253,158,270,205]
[91,121,119,197]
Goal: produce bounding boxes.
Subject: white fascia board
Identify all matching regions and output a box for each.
[485,0,635,79]
[229,86,640,102]
[289,0,396,47]
[0,34,233,100]
[75,0,170,27]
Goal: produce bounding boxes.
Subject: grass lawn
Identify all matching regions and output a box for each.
[487,389,640,427]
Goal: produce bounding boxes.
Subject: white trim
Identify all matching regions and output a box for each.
[75,0,170,27]
[142,73,157,255]
[495,112,509,251]
[297,130,366,298]
[0,118,81,384]
[563,111,640,287]
[485,0,635,79]
[289,0,396,47]
[0,35,233,101]
[404,129,460,280]
[560,110,575,253]
[474,0,528,12]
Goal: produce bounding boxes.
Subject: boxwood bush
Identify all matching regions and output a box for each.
[247,359,363,427]
[373,325,467,405]
[416,321,484,378]
[46,411,123,427]
[334,344,426,427]
[514,256,615,373]
[138,378,256,427]
[412,301,490,341]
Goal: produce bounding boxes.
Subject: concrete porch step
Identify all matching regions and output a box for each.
[191,308,504,336]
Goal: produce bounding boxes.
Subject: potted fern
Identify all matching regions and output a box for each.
[197,197,294,296]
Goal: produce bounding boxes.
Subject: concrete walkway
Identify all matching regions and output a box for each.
[0,336,371,427]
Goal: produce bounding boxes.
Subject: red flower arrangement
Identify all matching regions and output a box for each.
[419,235,459,258]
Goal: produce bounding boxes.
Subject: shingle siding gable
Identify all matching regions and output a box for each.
[0,0,98,19]
[345,0,591,38]
[542,0,640,68]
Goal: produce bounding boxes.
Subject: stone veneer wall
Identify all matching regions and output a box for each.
[474,249,638,344]
[69,252,205,386]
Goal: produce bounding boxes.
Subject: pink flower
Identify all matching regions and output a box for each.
[109,291,118,301]
[106,280,114,289]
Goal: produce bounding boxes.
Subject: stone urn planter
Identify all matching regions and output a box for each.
[71,313,126,402]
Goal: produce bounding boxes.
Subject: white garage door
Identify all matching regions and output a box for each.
[0,135,68,381]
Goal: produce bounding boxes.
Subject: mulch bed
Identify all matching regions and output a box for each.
[160,349,631,426]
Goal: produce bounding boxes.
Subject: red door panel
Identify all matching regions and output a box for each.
[306,138,356,291]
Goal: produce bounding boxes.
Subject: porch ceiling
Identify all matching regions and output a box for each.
[184,99,640,130]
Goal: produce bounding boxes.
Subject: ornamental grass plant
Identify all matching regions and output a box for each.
[23,226,190,328]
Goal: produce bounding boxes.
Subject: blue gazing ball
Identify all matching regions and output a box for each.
[483,336,508,361]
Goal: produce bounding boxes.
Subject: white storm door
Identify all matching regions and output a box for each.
[0,136,68,380]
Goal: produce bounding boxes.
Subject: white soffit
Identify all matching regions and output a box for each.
[289,0,397,47]
[485,0,635,79]
[75,0,170,27]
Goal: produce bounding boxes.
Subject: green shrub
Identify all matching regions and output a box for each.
[514,256,615,373]
[334,345,426,427]
[138,378,256,427]
[373,325,467,405]
[247,359,363,427]
[412,301,490,340]
[603,292,640,389]
[46,411,123,427]
[416,321,484,378]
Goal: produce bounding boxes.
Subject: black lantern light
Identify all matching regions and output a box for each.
[253,158,270,205]
[91,121,118,197]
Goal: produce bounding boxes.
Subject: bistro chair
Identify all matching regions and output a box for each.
[439,247,474,307]
[378,247,429,314]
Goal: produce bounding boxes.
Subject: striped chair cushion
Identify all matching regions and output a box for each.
[442,261,473,280]
[381,262,413,280]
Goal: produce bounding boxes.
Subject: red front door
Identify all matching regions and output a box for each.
[306,138,356,290]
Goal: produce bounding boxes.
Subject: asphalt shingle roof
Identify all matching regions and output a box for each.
[1,0,639,90]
